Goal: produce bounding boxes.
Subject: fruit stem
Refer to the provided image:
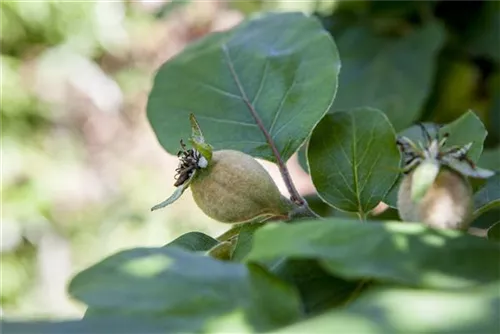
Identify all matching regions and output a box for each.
[223,45,315,215]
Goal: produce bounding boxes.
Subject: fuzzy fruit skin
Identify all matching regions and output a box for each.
[397,167,473,230]
[190,150,291,223]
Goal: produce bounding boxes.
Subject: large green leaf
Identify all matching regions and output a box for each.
[147,12,340,162]
[246,219,500,289]
[274,284,500,333]
[69,247,302,333]
[308,108,400,215]
[473,174,500,218]
[1,318,172,334]
[8,286,498,334]
[330,21,445,130]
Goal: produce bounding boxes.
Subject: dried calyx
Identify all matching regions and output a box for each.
[396,124,495,230]
[174,139,208,187]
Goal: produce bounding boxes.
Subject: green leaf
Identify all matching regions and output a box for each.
[246,219,500,289]
[331,21,445,130]
[474,174,500,218]
[69,247,302,333]
[368,1,431,16]
[273,284,500,333]
[439,110,487,162]
[163,232,219,252]
[231,222,265,261]
[383,174,401,208]
[271,259,362,315]
[150,169,196,211]
[147,12,340,162]
[1,318,173,334]
[478,146,500,172]
[304,194,337,217]
[308,108,400,215]
[189,113,213,162]
[471,209,500,229]
[410,160,440,202]
[488,222,500,242]
[465,1,500,63]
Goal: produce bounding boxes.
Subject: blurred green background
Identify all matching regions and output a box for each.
[1,0,499,320]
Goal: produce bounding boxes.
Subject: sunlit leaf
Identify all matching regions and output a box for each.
[147,12,340,163]
[69,247,302,333]
[274,284,500,333]
[246,219,500,289]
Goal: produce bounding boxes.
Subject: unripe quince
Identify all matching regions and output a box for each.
[190,150,291,223]
[398,167,473,231]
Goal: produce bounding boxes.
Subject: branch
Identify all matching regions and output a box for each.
[222,45,311,210]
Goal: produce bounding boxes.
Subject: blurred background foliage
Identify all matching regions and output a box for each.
[1,0,499,321]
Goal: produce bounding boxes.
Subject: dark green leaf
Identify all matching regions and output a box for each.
[488,222,500,242]
[271,259,362,315]
[465,1,500,63]
[246,219,500,289]
[473,174,500,218]
[163,232,219,252]
[487,80,500,143]
[308,108,400,215]
[147,12,340,162]
[304,194,337,218]
[368,1,431,16]
[69,247,302,333]
[471,209,500,229]
[331,21,445,130]
[231,222,265,261]
[274,284,500,333]
[383,174,401,209]
[478,147,500,172]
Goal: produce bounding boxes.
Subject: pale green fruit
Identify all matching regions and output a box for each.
[190,150,292,223]
[397,167,473,231]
